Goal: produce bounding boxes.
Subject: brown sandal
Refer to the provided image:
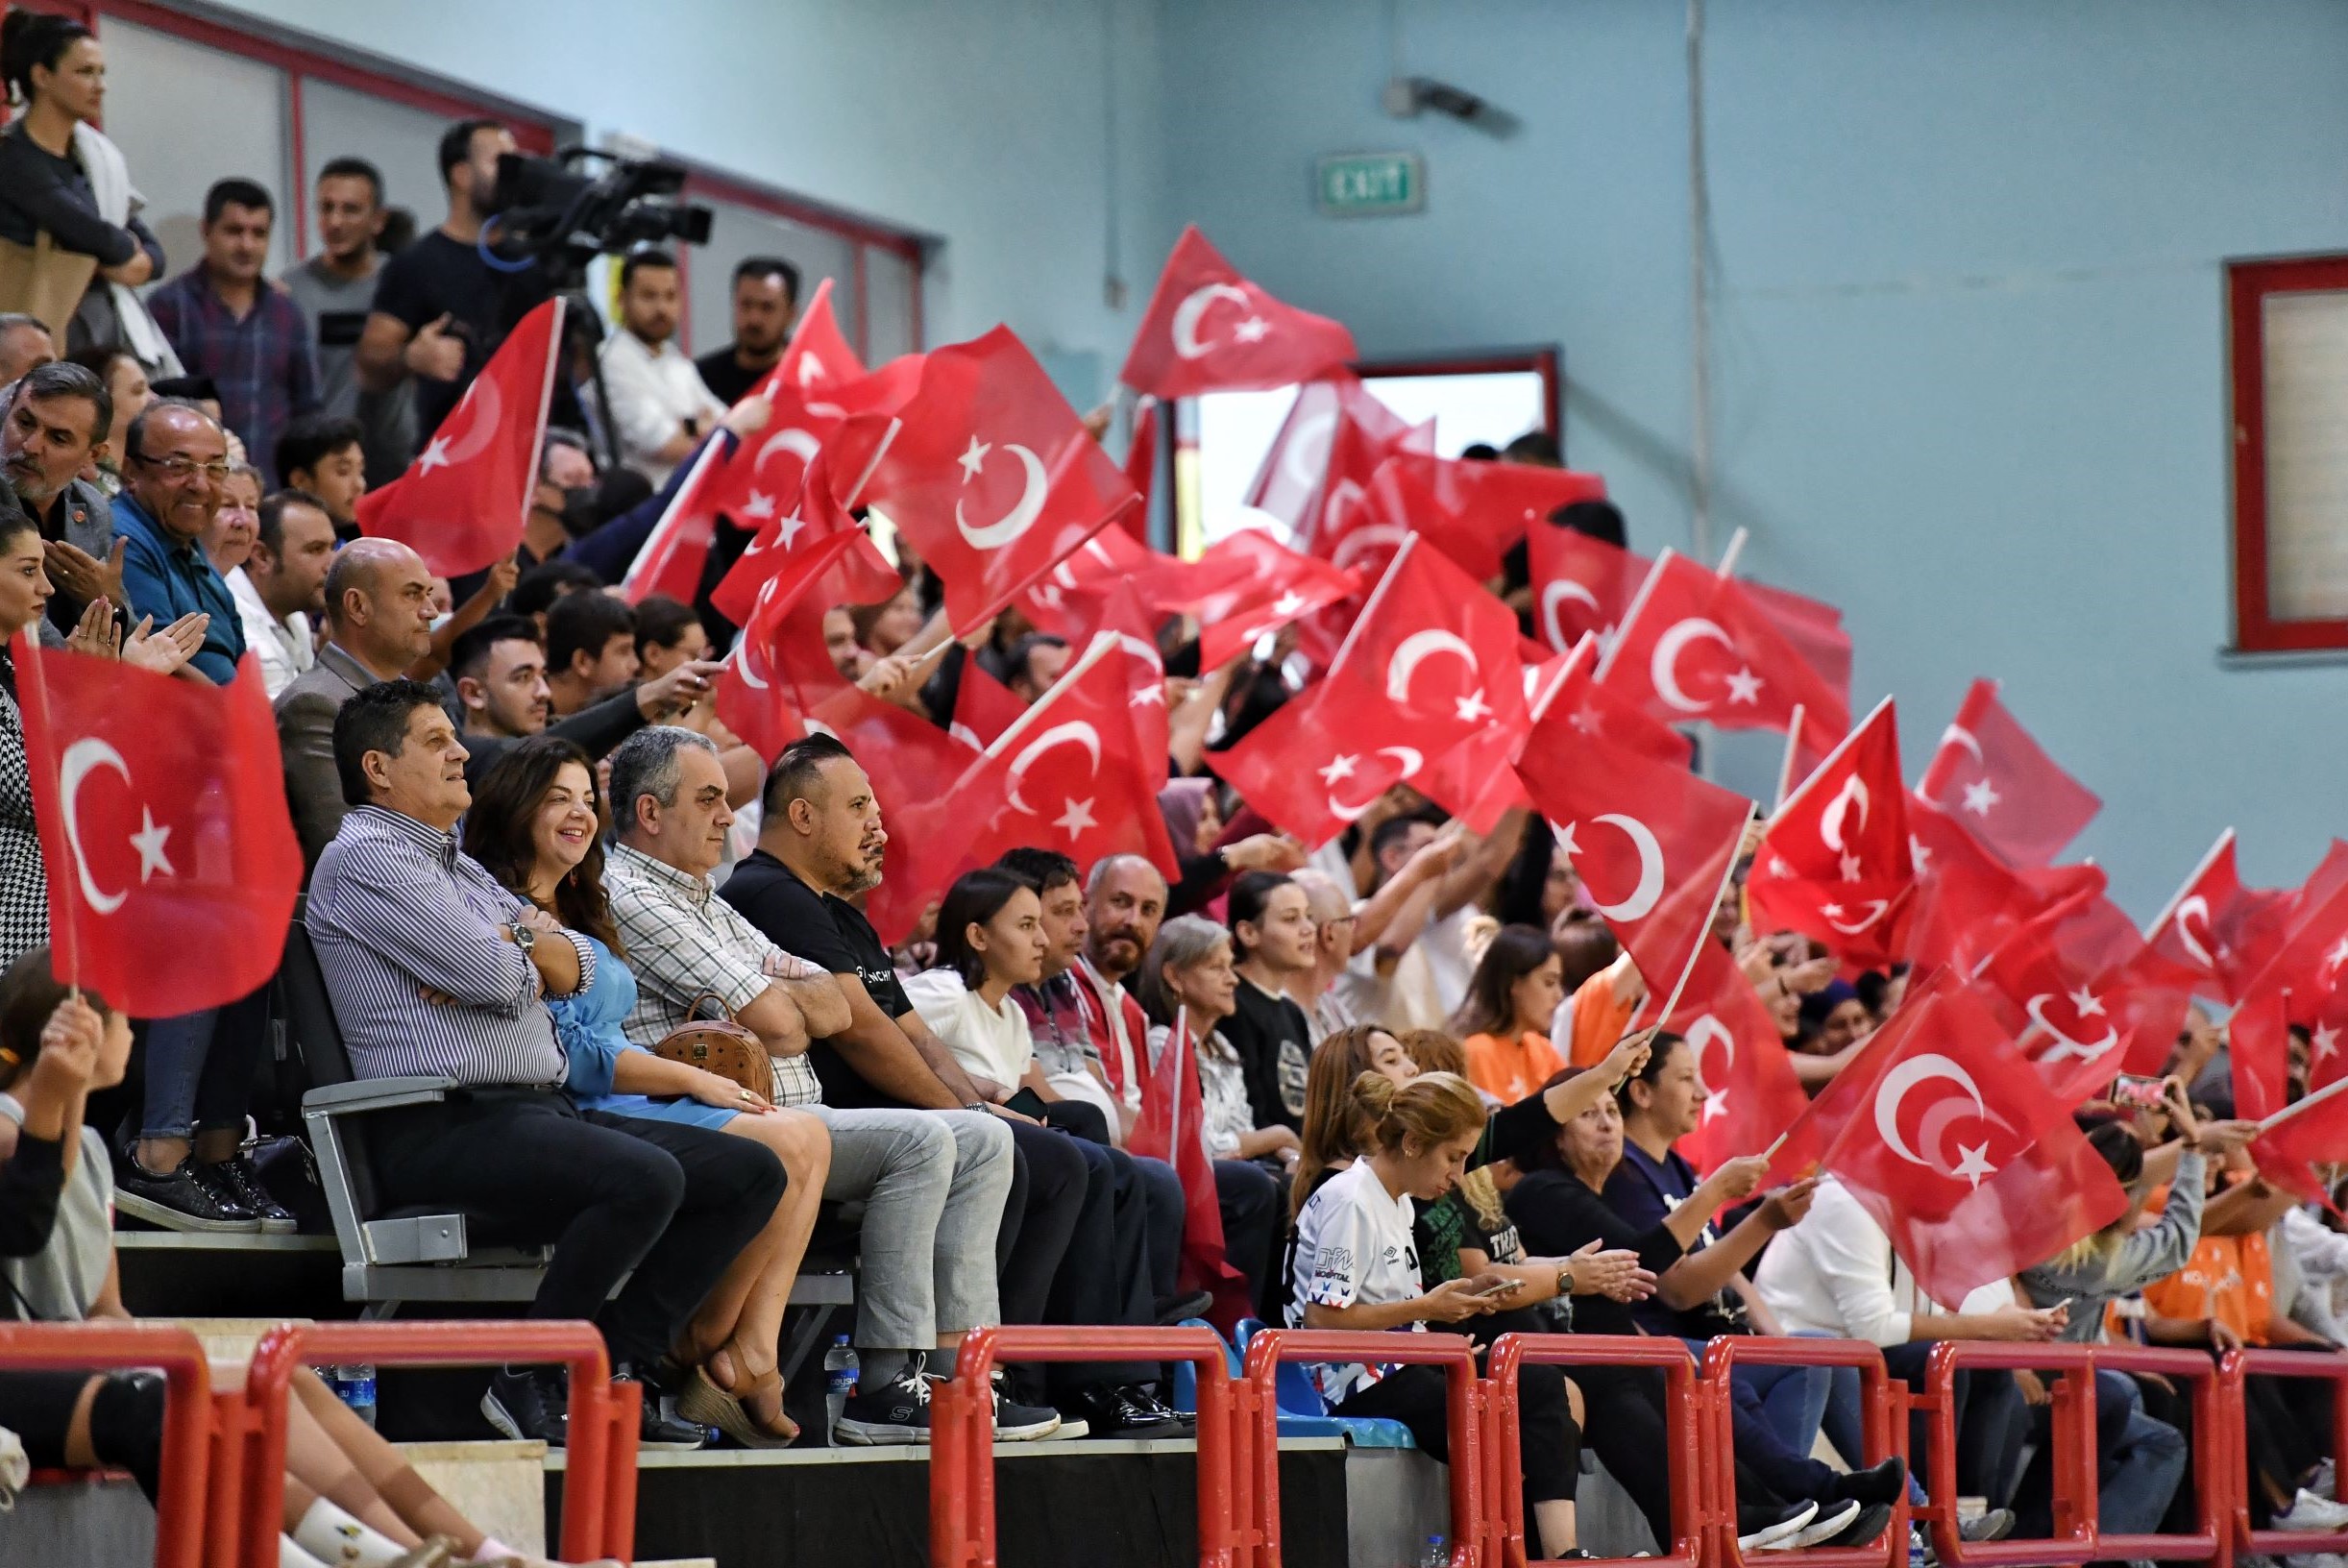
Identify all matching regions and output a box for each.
[673,1364,799,1448]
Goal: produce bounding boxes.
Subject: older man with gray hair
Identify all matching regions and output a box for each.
[603,726,1032,1445]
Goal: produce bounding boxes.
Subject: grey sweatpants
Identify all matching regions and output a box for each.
[808,1104,1012,1352]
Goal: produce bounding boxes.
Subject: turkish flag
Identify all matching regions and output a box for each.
[858,326,1139,634]
[2234,845,2348,1030]
[1365,452,1606,584]
[1015,526,1182,638]
[1917,680,2100,869]
[356,298,562,576]
[624,281,884,606]
[949,658,1027,752]
[2144,829,2296,1006]
[1056,577,1173,793]
[706,439,896,630]
[1246,376,1412,542]
[1517,720,1753,1005]
[1654,940,1812,1175]
[1601,549,1848,759]
[1208,679,1416,849]
[805,682,984,948]
[17,637,302,1017]
[1529,527,1649,656]
[1304,403,1434,577]
[1974,889,2191,1105]
[1118,225,1357,401]
[1186,531,1361,672]
[2248,1079,2348,1205]
[1525,633,1695,771]
[1749,698,1913,967]
[1902,797,2102,982]
[1129,1010,1255,1324]
[712,527,899,762]
[1796,981,2130,1306]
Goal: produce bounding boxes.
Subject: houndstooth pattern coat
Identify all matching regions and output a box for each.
[0,666,47,970]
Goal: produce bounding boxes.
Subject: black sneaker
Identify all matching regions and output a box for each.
[1072,1384,1190,1439]
[834,1362,933,1445]
[989,1371,1062,1441]
[620,1371,710,1452]
[198,1155,296,1234]
[481,1368,567,1446]
[114,1153,259,1233]
[1825,1501,1895,1548]
[1830,1456,1908,1508]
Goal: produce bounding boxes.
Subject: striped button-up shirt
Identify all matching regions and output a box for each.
[605,842,824,1107]
[306,805,592,1088]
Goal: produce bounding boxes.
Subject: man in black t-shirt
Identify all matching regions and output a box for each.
[693,256,799,408]
[722,734,1191,1436]
[355,118,521,445]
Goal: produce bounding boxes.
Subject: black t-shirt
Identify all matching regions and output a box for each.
[1224,978,1311,1134]
[1504,1170,1688,1336]
[370,231,510,436]
[694,345,768,408]
[719,848,913,1111]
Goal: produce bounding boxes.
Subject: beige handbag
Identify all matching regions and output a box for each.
[652,992,771,1098]
[0,231,96,346]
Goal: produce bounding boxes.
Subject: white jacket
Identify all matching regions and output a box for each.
[903,968,1034,1090]
[1753,1177,2010,1345]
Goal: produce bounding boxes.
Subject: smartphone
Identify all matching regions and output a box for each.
[1470,1280,1525,1301]
[2109,1073,2168,1111]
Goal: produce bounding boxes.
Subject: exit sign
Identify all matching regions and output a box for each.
[1315,152,1424,217]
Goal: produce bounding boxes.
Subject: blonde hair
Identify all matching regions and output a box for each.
[1353,1069,1487,1156]
[1455,1164,1507,1233]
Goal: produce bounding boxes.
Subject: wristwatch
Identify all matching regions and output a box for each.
[509,922,537,957]
[1556,1262,1576,1297]
[965,1100,991,1114]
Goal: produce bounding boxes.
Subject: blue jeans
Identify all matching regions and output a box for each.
[137,985,272,1143]
[1802,1335,1931,1506]
[2097,1369,2187,1536]
[1682,1336,1836,1500]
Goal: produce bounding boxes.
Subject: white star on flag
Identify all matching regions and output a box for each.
[2327,937,2348,980]
[2314,1024,2341,1063]
[1963,778,2001,817]
[1839,850,1863,882]
[1909,835,1933,874]
[772,513,807,551]
[1130,684,1166,708]
[1233,316,1270,343]
[1318,754,1358,786]
[130,808,173,882]
[415,436,452,474]
[1822,901,1846,919]
[1702,1090,1728,1123]
[1053,796,1098,840]
[1723,667,1763,704]
[1950,1141,1997,1189]
[2067,985,2106,1018]
[957,436,991,480]
[1455,689,1494,723]
[741,489,777,521]
[1555,821,1581,856]
[1269,590,1308,617]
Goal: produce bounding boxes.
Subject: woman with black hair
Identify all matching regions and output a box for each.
[1221,870,1317,1134]
[903,869,1048,1097]
[0,10,176,366]
[1453,923,1567,1102]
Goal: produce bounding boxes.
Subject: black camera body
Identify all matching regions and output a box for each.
[486,148,714,302]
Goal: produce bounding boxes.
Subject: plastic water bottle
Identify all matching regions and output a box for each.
[330,1364,377,1429]
[1416,1534,1448,1568]
[823,1336,859,1433]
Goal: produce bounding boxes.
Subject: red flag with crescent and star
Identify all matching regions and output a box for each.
[1117,225,1357,402]
[1971,887,2191,1106]
[356,298,562,577]
[16,636,302,1017]
[1747,697,1914,968]
[711,526,900,763]
[2141,829,2297,1006]
[1245,375,1419,545]
[1529,527,1649,657]
[1365,451,1606,584]
[857,326,1140,635]
[1785,980,2129,1307]
[1648,939,1811,1176]
[1206,675,1417,849]
[1917,679,2100,870]
[1900,796,2102,984]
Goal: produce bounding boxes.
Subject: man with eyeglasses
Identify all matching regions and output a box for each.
[112,399,244,686]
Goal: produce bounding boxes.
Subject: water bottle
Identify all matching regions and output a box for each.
[330,1364,377,1429]
[1416,1534,1448,1568]
[823,1336,859,1433]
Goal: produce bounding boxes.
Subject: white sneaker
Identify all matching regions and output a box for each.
[2277,1489,2348,1531]
[1786,1499,1864,1549]
[1736,1502,1818,1552]
[2315,1458,2338,1501]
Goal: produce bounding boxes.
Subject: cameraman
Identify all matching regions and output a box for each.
[355,118,517,447]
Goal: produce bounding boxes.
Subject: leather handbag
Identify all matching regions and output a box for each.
[0,231,96,346]
[651,992,771,1098]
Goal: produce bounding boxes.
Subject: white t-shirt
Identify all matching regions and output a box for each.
[598,330,726,485]
[902,968,1034,1090]
[1284,1159,1425,1405]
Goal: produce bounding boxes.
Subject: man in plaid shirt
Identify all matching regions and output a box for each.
[147,177,319,484]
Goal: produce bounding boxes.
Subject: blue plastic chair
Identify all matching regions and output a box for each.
[1232,1317,1416,1448]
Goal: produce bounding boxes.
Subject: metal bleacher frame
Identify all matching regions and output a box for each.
[279,905,852,1371]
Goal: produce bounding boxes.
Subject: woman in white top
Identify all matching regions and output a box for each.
[903,869,1048,1092]
[1284,1069,1588,1559]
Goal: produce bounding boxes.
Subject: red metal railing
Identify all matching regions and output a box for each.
[0,1320,213,1568]
[2218,1345,2348,1561]
[2090,1343,2228,1565]
[1704,1337,1906,1568]
[1485,1333,1706,1568]
[1238,1329,1485,1568]
[1918,1341,2097,1567]
[237,1319,633,1568]
[930,1325,1240,1568]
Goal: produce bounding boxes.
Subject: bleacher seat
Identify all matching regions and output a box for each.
[1230,1319,1415,1447]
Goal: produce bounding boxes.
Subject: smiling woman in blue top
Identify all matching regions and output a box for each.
[110,400,244,685]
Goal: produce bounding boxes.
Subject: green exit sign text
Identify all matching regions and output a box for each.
[1315,152,1425,217]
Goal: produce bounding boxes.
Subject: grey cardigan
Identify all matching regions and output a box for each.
[2018,1149,2206,1342]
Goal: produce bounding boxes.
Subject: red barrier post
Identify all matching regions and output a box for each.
[1483,1333,1703,1568]
[2219,1345,2348,1561]
[2089,1343,2227,1566]
[1239,1329,1484,1568]
[1705,1336,1907,1568]
[928,1325,1239,1568]
[237,1319,624,1568]
[1917,1340,2097,1567]
[0,1321,212,1568]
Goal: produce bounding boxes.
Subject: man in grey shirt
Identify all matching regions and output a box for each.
[279,156,413,479]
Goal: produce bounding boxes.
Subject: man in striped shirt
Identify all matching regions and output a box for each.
[306,682,788,1449]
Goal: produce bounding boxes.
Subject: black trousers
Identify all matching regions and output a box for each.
[0,1368,164,1499]
[1337,1359,1580,1554]
[368,1088,785,1369]
[1214,1157,1283,1321]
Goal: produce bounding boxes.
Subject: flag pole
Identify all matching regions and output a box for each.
[1714,526,1749,581]
[1767,693,1894,830]
[1524,634,1597,726]
[2260,1074,2348,1134]
[2142,827,2238,943]
[1593,547,1674,682]
[1321,532,1418,684]
[1772,704,1805,813]
[1652,800,1757,1029]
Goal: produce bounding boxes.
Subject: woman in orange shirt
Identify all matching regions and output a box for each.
[1453,925,1568,1102]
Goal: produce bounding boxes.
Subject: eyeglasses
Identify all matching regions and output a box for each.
[135,453,232,482]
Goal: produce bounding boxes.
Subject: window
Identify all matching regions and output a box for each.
[1180,347,1560,551]
[2229,253,2348,653]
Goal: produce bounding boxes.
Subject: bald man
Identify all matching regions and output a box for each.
[275,536,440,866]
